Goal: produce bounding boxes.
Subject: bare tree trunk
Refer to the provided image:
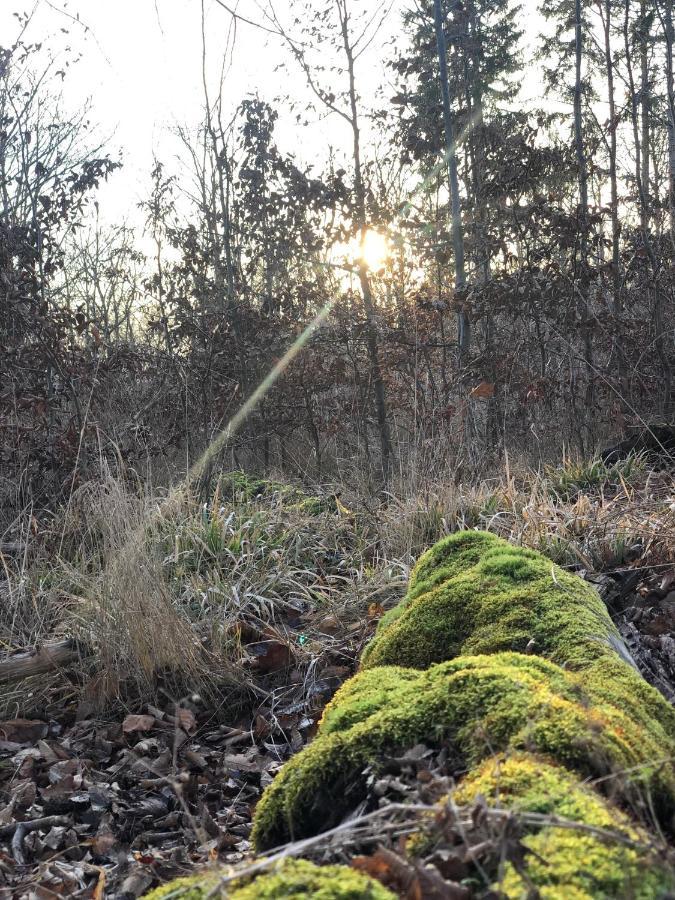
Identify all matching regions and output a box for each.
[574,0,594,406]
[432,0,470,366]
[640,0,651,232]
[600,0,621,316]
[624,0,649,238]
[338,0,393,482]
[661,0,675,239]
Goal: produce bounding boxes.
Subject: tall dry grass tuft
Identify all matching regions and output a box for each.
[59,474,215,706]
[379,453,675,573]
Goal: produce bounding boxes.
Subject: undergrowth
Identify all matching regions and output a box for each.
[0,456,673,716]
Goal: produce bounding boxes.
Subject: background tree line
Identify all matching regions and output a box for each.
[2,0,675,522]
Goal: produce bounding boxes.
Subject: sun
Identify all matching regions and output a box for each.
[331,229,391,275]
[359,229,390,270]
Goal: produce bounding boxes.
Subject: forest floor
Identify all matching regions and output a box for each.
[0,459,673,898]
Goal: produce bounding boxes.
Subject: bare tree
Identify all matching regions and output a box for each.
[223,0,395,481]
[432,0,469,365]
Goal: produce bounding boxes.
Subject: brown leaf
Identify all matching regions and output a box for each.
[317,614,341,634]
[469,381,495,400]
[90,829,116,857]
[368,602,385,619]
[122,714,156,734]
[352,853,397,886]
[253,714,272,740]
[175,707,196,732]
[246,639,295,673]
[92,867,106,900]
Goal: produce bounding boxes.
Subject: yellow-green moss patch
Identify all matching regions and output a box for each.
[252,652,675,850]
[216,471,328,514]
[361,530,633,672]
[143,860,396,900]
[452,753,672,899]
[229,858,396,899]
[143,872,220,900]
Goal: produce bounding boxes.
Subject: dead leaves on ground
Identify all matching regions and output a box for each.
[0,648,352,899]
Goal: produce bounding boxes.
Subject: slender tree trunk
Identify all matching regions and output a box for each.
[624,0,648,238]
[573,0,594,405]
[601,0,621,316]
[432,0,470,365]
[663,0,675,239]
[338,0,393,482]
[640,0,651,232]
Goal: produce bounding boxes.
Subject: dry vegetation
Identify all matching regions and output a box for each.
[0,452,673,896]
[2,452,674,715]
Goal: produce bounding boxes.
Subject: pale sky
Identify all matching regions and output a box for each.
[1,0,545,226]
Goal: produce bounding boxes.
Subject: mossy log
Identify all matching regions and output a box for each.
[249,531,675,898]
[142,859,396,899]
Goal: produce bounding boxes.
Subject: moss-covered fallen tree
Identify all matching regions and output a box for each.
[248,531,675,898]
[142,859,396,899]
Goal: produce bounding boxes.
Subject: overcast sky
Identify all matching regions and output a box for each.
[1,0,544,226]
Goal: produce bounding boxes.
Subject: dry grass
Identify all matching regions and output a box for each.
[0,454,673,716]
[380,454,675,573]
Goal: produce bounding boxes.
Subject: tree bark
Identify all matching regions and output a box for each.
[640,0,651,233]
[663,0,675,239]
[573,0,594,404]
[432,0,470,366]
[600,0,621,316]
[338,0,393,482]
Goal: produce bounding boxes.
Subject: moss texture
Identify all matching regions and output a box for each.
[361,530,635,673]
[246,528,675,897]
[143,873,220,900]
[453,753,672,899]
[143,860,396,900]
[217,471,327,515]
[252,652,675,850]
[229,859,396,899]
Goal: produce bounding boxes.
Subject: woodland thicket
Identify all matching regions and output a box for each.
[2,0,675,521]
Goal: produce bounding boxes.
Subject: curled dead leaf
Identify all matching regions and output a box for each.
[122,714,156,734]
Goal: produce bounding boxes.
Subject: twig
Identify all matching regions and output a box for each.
[204,797,670,896]
[11,823,27,865]
[0,815,70,840]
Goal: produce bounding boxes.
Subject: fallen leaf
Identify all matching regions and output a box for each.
[122,715,156,734]
[175,708,196,732]
[92,867,106,900]
[246,640,295,673]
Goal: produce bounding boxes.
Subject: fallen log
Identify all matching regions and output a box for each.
[0,639,80,684]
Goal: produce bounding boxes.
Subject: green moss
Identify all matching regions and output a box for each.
[143,873,220,899]
[252,652,675,850]
[230,859,396,899]
[361,532,675,749]
[250,528,675,891]
[361,530,637,674]
[143,861,395,900]
[216,472,328,514]
[452,753,671,899]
